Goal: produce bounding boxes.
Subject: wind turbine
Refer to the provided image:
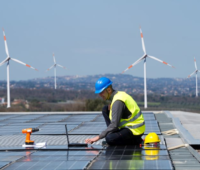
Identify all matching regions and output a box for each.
[46,53,67,89]
[122,27,175,108]
[0,28,38,108]
[188,57,200,97]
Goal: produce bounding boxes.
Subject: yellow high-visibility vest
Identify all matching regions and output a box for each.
[109,91,145,135]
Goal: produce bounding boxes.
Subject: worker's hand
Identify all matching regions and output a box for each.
[85,136,100,144]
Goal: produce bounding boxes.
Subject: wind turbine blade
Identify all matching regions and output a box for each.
[0,58,8,67]
[194,57,198,70]
[10,58,38,71]
[121,55,146,74]
[148,55,175,68]
[140,27,146,54]
[46,65,55,71]
[57,64,66,69]
[2,28,10,58]
[188,70,196,78]
[53,53,56,64]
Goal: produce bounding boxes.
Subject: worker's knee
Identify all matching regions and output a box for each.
[105,135,112,145]
[105,134,116,145]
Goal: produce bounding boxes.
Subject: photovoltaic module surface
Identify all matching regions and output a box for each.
[0,112,174,170]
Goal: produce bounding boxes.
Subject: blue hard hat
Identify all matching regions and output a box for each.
[95,77,112,94]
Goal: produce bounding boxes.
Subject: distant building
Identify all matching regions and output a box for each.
[0,98,5,104]
[12,99,29,109]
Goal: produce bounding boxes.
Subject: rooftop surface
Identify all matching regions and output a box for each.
[0,111,200,170]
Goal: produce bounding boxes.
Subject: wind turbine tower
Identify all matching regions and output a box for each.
[122,27,175,108]
[188,57,200,97]
[46,53,67,89]
[0,28,38,108]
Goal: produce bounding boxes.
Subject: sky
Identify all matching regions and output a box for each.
[0,0,200,80]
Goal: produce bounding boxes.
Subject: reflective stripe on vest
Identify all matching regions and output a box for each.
[125,122,145,129]
[119,110,142,127]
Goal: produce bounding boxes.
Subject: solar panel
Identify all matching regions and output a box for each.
[9,114,45,120]
[92,115,105,122]
[143,112,155,114]
[145,120,158,125]
[100,150,168,156]
[0,124,42,135]
[0,135,105,147]
[96,155,170,160]
[144,120,161,135]
[3,161,90,170]
[0,162,10,169]
[41,145,104,150]
[0,144,103,151]
[48,122,83,125]
[33,124,79,135]
[0,151,33,162]
[29,115,71,123]
[88,160,173,169]
[0,114,18,120]
[60,115,98,122]
[2,150,100,170]
[143,114,155,120]
[32,150,100,156]
[92,113,156,122]
[19,155,97,161]
[0,119,30,123]
[0,112,176,170]
[70,119,160,135]
[70,122,106,134]
[104,145,167,150]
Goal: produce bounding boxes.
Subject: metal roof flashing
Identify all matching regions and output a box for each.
[164,111,200,145]
[163,111,200,167]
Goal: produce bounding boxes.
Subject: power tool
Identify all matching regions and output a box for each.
[22,128,39,145]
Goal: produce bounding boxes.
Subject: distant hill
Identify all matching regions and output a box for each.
[0,74,198,96]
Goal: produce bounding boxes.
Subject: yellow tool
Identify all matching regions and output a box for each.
[22,128,39,145]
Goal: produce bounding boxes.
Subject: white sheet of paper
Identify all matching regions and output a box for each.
[22,142,47,148]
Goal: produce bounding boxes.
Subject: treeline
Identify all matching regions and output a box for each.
[0,89,97,102]
[0,88,199,112]
[1,88,199,103]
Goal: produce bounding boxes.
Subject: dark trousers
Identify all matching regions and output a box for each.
[102,105,143,145]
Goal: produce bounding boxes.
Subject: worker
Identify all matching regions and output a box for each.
[85,77,145,145]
